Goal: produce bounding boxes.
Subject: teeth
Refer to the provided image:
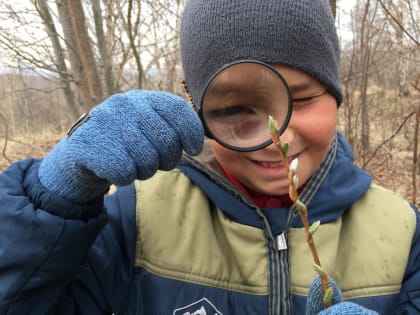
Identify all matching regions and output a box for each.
[259,161,283,168]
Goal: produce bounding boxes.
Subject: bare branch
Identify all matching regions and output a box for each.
[363,110,416,168]
[377,0,420,46]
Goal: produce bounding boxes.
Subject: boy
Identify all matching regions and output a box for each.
[0,0,419,314]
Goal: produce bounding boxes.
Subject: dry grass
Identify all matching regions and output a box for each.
[1,129,418,207]
[0,131,62,171]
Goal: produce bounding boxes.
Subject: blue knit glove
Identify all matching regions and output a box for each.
[38,90,204,203]
[306,276,379,315]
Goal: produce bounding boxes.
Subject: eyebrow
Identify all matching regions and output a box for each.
[206,81,243,96]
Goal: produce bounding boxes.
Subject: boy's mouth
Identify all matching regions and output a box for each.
[253,154,300,169]
[256,161,284,168]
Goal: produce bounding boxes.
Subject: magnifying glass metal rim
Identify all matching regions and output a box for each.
[199,59,293,152]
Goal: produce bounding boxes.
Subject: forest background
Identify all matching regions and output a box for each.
[0,0,418,206]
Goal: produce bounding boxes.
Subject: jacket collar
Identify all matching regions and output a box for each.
[180,131,372,228]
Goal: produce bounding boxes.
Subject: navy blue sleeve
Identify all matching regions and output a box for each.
[0,159,137,315]
[396,205,420,315]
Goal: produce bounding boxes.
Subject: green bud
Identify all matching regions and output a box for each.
[293,174,299,189]
[313,263,325,277]
[268,115,278,135]
[296,200,307,213]
[309,221,321,235]
[282,142,289,155]
[323,286,334,306]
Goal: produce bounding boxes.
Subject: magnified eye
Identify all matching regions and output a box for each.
[206,104,257,119]
[205,104,263,141]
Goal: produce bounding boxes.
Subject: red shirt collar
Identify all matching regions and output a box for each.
[220,164,298,209]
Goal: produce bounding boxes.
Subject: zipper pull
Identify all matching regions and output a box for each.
[276,232,288,251]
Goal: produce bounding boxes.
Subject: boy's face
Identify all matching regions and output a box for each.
[210,65,338,196]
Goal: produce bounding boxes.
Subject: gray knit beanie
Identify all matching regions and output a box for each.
[180,0,343,108]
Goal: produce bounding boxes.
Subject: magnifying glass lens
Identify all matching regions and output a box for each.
[201,62,291,151]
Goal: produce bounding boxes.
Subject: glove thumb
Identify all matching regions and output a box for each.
[306,276,343,315]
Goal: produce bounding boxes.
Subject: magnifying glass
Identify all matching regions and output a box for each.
[199,60,292,152]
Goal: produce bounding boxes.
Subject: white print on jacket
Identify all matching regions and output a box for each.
[173,297,223,315]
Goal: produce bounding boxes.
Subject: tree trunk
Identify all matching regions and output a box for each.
[126,0,143,89]
[389,2,410,97]
[67,0,104,108]
[33,0,78,118]
[91,0,114,97]
[412,77,420,204]
[359,0,374,164]
[55,0,91,111]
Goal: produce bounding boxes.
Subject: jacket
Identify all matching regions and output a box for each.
[0,132,419,315]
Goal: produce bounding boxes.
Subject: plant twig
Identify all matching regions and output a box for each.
[268,116,332,307]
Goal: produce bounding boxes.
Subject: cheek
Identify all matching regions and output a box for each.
[210,141,241,166]
[293,101,337,147]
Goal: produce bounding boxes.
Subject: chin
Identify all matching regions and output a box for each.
[256,184,290,196]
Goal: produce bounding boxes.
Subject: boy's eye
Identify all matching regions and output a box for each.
[292,96,317,106]
[206,104,256,118]
[292,90,327,106]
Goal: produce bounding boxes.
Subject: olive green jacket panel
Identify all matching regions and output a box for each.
[134,170,415,300]
[134,169,269,295]
[290,184,416,299]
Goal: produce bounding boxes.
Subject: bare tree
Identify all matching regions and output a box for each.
[357,0,376,163]
[115,0,144,89]
[91,0,114,96]
[55,0,90,110]
[0,0,185,112]
[67,0,104,107]
[380,0,411,96]
[339,0,419,202]
[33,0,78,118]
